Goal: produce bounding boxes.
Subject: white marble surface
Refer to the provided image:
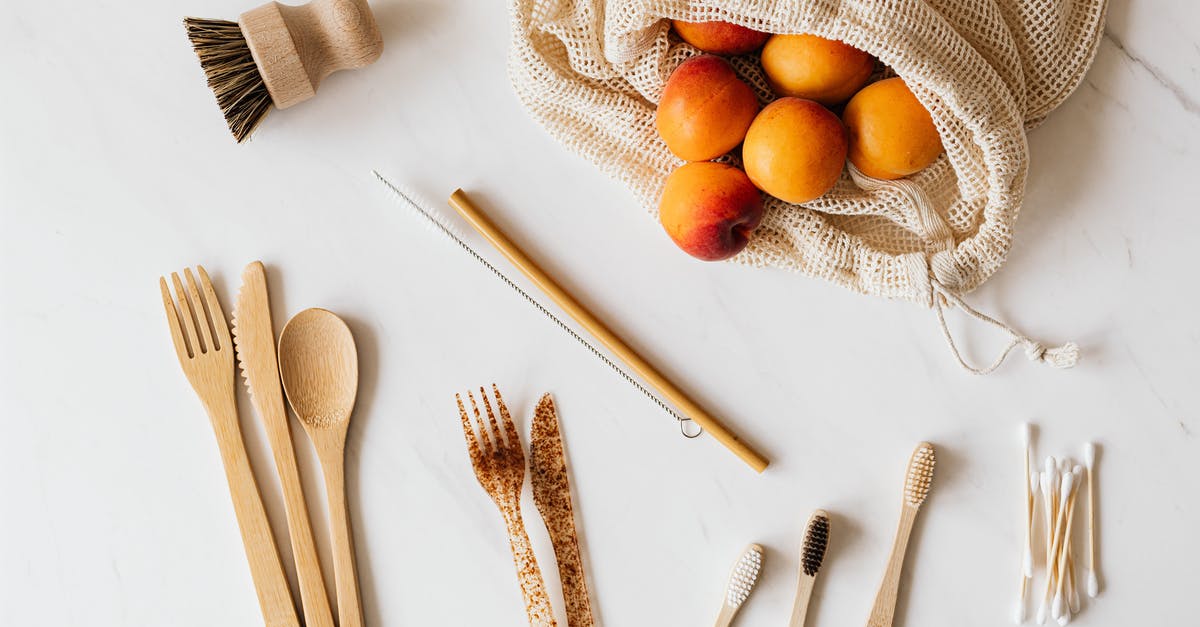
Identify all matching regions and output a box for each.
[2,1,1198,625]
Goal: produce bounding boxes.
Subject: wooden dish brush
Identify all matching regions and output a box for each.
[185,0,383,142]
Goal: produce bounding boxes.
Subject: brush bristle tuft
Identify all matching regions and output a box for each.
[184,17,272,142]
[904,443,936,506]
[801,512,830,577]
[726,545,763,608]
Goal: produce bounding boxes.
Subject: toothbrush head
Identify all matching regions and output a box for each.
[801,510,830,577]
[904,443,936,507]
[725,544,763,609]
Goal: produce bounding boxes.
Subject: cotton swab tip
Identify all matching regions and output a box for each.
[1044,456,1056,476]
[1087,571,1099,597]
[1023,546,1034,578]
[1020,422,1032,446]
[1052,593,1064,619]
[1059,472,1074,501]
[1037,601,1048,624]
[1083,442,1095,468]
[1014,599,1027,624]
[1057,610,1071,626]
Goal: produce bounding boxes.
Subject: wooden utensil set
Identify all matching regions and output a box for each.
[160,262,363,627]
[457,387,594,627]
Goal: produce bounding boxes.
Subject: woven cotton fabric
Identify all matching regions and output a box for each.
[508,0,1106,307]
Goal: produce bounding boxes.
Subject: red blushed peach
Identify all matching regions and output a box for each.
[672,20,770,56]
[656,55,759,161]
[659,162,764,261]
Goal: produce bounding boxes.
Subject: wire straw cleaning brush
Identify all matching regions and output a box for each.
[788,510,830,627]
[185,0,383,142]
[715,544,764,627]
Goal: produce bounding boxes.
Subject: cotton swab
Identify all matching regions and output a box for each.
[1045,470,1073,622]
[1036,468,1056,625]
[1022,425,1035,578]
[1083,443,1100,597]
[1054,467,1082,626]
[1016,424,1035,624]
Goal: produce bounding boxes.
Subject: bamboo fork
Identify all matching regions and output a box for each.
[446,190,768,473]
[159,267,299,627]
[458,386,557,626]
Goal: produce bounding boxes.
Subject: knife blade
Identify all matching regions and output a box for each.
[530,393,594,627]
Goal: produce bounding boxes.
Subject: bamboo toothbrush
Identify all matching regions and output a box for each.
[715,544,764,627]
[866,443,936,627]
[1082,443,1100,597]
[789,510,830,627]
[185,0,383,141]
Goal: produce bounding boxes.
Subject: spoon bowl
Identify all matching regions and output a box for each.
[278,308,358,432]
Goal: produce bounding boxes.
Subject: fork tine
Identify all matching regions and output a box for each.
[480,386,504,448]
[170,272,203,355]
[159,277,191,359]
[457,393,482,463]
[195,266,230,350]
[492,384,521,452]
[468,391,492,454]
[183,268,215,353]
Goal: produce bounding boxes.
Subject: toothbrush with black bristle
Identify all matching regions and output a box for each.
[715,544,764,627]
[788,510,830,627]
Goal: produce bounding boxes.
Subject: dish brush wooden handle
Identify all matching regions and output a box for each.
[240,0,383,109]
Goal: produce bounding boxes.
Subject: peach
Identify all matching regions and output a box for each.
[742,97,848,204]
[760,34,874,105]
[843,77,944,179]
[656,55,759,161]
[659,162,764,261]
[671,20,770,56]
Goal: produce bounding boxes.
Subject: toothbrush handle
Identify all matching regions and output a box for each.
[867,507,918,627]
[788,574,817,627]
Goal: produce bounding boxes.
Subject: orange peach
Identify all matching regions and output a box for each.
[671,20,770,56]
[659,162,764,261]
[760,34,874,105]
[742,97,847,204]
[843,77,944,179]
[656,55,759,161]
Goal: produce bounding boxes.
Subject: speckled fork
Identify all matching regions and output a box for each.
[458,386,557,627]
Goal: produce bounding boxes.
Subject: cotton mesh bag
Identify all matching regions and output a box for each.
[508,0,1107,373]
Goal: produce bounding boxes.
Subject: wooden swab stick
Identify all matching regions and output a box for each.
[1083,443,1100,597]
[1053,468,1081,624]
[447,189,769,473]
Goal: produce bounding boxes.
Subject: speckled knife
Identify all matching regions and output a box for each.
[530,394,594,627]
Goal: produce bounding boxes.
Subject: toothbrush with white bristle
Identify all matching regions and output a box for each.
[1083,443,1100,598]
[715,544,764,627]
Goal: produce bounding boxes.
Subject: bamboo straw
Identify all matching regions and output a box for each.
[447,189,769,473]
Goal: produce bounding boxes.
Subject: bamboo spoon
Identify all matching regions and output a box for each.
[866,443,935,627]
[279,308,364,627]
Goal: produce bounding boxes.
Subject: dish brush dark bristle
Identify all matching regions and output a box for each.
[184,17,273,142]
[801,513,830,577]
